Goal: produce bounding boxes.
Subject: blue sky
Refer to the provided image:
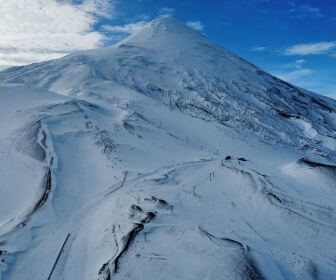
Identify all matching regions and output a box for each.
[103,0,336,97]
[0,0,335,97]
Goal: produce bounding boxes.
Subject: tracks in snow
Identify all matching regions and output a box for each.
[47,233,71,280]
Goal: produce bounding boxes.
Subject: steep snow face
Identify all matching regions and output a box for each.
[1,83,336,280]
[1,17,336,280]
[1,17,336,161]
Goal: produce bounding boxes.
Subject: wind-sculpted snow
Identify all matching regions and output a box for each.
[1,17,336,280]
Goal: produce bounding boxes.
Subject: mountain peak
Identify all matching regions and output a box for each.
[148,16,194,33]
[117,16,206,48]
[150,15,180,25]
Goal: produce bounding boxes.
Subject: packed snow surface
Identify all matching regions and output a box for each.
[0,17,336,280]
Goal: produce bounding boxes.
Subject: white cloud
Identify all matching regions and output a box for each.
[295,59,305,64]
[0,0,114,67]
[282,59,306,69]
[293,59,306,68]
[159,7,175,16]
[103,21,148,34]
[186,21,205,31]
[326,94,336,100]
[284,42,336,55]
[252,46,267,52]
[289,3,323,19]
[274,69,313,82]
[0,65,10,71]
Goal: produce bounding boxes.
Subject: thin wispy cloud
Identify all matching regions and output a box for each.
[327,93,336,100]
[103,21,148,34]
[159,7,175,16]
[251,46,267,52]
[288,3,323,19]
[294,59,306,67]
[272,58,313,87]
[284,42,336,55]
[186,21,205,31]
[282,59,306,69]
[275,68,313,82]
[0,0,114,68]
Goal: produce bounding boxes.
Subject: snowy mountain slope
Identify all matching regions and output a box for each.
[0,17,336,280]
[1,17,336,162]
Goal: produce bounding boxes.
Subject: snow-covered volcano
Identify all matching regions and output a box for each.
[0,17,336,280]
